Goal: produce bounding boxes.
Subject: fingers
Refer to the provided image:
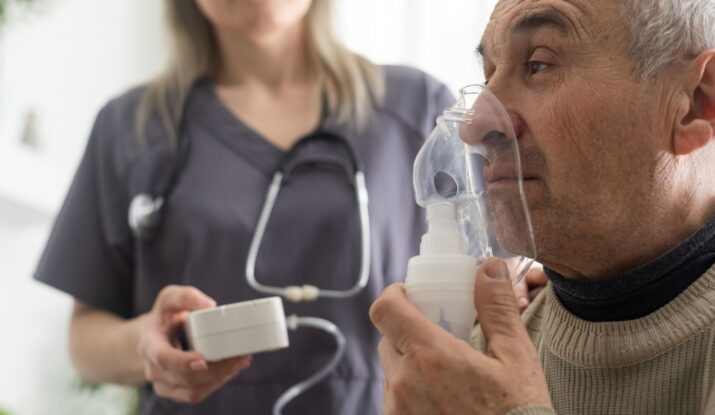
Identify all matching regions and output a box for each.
[474,258,531,358]
[370,283,446,354]
[147,355,251,387]
[154,381,219,405]
[142,285,251,404]
[514,267,549,312]
[378,338,403,415]
[149,355,252,404]
[525,266,548,287]
[141,330,207,372]
[378,338,401,376]
[512,279,530,313]
[153,371,232,404]
[155,285,216,316]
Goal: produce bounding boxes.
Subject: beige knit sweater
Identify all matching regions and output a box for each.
[472,265,715,415]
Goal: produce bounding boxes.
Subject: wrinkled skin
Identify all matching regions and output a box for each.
[372,0,715,413]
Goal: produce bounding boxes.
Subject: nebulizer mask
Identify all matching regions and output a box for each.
[405,85,537,341]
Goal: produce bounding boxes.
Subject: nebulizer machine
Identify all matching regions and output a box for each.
[185,84,536,413]
[406,84,536,341]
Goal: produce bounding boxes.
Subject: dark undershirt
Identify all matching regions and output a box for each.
[545,216,715,322]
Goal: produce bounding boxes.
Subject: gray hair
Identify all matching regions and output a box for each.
[622,0,715,77]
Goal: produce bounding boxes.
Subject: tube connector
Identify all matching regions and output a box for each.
[283,285,320,302]
[419,202,468,255]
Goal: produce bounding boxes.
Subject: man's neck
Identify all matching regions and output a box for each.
[545,213,715,321]
[546,193,715,280]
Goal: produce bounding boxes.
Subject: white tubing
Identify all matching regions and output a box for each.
[272,315,347,415]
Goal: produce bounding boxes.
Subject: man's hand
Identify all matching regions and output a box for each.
[370,258,551,415]
[136,285,252,404]
[513,266,548,313]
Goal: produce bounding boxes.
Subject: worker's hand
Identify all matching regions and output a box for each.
[512,266,548,314]
[370,258,551,415]
[137,285,252,404]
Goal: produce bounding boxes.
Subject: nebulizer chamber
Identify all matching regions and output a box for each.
[405,85,536,342]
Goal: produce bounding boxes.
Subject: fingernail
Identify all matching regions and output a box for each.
[201,298,217,308]
[518,297,530,308]
[234,358,251,371]
[485,260,509,280]
[190,360,208,371]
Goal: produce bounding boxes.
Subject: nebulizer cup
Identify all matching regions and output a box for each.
[405,84,536,342]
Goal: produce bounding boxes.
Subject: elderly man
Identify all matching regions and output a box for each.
[370,0,715,414]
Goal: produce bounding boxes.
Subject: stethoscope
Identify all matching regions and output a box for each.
[126,89,372,414]
[127,91,372,303]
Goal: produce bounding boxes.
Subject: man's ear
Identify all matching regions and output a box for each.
[674,51,715,156]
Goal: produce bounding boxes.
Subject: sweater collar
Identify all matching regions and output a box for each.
[545,216,715,322]
[542,265,715,368]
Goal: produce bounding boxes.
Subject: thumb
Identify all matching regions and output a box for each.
[474,258,531,356]
[154,285,217,317]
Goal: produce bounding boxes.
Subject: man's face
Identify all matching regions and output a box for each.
[479,0,682,276]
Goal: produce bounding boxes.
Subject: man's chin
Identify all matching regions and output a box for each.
[487,178,544,206]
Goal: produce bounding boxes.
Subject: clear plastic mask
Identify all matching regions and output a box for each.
[413,84,536,283]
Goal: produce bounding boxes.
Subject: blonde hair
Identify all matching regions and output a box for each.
[136,0,385,145]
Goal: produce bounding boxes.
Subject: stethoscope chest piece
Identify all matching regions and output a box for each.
[128,193,165,239]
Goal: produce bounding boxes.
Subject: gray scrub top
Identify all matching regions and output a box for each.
[35,65,454,415]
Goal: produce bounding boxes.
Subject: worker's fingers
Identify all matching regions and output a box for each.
[147,355,252,388]
[153,355,250,404]
[474,258,532,359]
[145,361,213,389]
[370,283,446,355]
[140,330,208,372]
[154,285,216,317]
[153,380,223,404]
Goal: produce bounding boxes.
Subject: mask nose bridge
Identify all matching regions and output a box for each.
[484,80,525,139]
[457,96,518,148]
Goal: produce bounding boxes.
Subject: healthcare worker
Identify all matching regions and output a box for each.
[34,0,453,414]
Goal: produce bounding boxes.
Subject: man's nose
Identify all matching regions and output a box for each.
[486,77,526,138]
[458,93,525,147]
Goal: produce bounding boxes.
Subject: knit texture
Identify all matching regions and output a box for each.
[505,405,557,415]
[472,265,715,415]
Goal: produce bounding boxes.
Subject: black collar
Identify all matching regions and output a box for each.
[546,216,715,322]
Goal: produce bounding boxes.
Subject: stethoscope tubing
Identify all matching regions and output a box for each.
[245,168,371,301]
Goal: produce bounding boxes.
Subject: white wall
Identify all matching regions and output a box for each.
[0,2,166,414]
[335,0,495,93]
[0,1,495,413]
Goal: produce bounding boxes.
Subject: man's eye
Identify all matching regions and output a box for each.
[528,61,550,75]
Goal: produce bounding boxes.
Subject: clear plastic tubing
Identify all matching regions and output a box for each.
[272,315,347,415]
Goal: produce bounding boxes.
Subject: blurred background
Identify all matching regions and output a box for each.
[0,1,495,413]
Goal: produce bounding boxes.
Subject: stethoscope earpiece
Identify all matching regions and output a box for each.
[128,193,165,239]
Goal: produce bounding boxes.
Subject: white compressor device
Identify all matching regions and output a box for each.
[185,296,346,415]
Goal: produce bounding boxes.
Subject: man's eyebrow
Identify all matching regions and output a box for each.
[510,10,571,35]
[476,10,572,61]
